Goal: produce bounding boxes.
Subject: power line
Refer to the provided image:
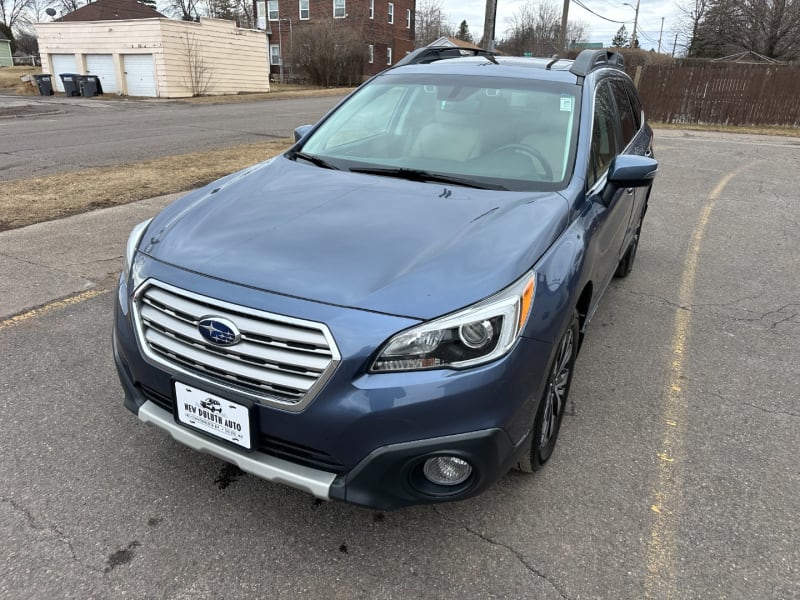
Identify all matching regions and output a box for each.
[572,0,627,24]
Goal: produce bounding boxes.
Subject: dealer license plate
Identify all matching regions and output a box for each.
[175,383,252,449]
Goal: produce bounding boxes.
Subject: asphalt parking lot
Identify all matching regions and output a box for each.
[1,124,798,598]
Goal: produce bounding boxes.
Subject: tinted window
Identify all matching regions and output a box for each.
[611,80,637,148]
[588,83,620,188]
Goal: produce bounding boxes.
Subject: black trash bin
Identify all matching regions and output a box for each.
[78,75,102,97]
[59,73,81,97]
[33,74,54,96]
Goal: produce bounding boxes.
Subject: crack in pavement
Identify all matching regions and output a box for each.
[622,291,799,328]
[1,495,105,575]
[432,506,570,599]
[707,390,799,419]
[741,402,800,419]
[59,255,123,268]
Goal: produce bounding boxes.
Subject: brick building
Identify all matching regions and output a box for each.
[256,0,415,80]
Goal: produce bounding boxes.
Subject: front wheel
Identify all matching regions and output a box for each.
[517,311,580,472]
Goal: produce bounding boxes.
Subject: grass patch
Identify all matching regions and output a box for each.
[0,138,293,231]
[0,65,41,95]
[0,65,41,88]
[173,84,354,104]
[651,121,800,137]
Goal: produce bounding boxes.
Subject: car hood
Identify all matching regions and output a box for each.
[142,156,569,319]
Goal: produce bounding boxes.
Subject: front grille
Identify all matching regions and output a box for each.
[133,280,340,411]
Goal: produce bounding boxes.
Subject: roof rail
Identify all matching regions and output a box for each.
[391,46,498,68]
[569,49,625,77]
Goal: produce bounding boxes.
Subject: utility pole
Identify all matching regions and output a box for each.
[558,0,569,56]
[631,0,640,49]
[657,16,664,53]
[482,0,497,51]
[671,32,678,57]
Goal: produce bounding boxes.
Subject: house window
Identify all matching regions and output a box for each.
[267,0,279,20]
[368,44,374,64]
[299,0,309,19]
[333,0,345,18]
[387,46,392,65]
[387,2,393,23]
[406,8,411,28]
[369,0,374,19]
[270,44,281,65]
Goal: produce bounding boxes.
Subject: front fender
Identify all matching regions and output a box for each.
[524,202,594,346]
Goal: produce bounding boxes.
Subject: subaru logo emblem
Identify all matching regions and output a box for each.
[198,317,241,346]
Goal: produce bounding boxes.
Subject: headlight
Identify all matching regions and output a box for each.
[123,218,152,277]
[371,272,535,372]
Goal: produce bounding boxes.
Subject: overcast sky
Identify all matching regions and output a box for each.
[439,0,686,53]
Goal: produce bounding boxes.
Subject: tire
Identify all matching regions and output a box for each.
[614,221,641,278]
[516,311,580,473]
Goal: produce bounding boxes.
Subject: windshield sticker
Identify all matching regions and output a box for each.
[560,97,574,112]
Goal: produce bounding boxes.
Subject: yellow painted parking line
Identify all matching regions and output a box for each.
[0,288,108,331]
[644,162,759,598]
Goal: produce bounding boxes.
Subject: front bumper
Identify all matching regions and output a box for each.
[116,338,519,509]
[113,263,554,509]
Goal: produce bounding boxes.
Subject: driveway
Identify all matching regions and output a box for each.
[0,127,798,598]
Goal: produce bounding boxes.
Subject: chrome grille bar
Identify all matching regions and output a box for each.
[133,280,340,411]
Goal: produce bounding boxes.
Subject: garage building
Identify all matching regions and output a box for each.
[36,0,269,98]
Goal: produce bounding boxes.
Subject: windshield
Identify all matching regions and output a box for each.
[296,73,580,192]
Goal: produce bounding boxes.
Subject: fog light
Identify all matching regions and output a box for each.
[423,456,472,486]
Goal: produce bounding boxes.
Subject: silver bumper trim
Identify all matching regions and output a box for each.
[138,401,336,500]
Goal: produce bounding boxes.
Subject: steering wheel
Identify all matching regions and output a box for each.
[492,144,553,181]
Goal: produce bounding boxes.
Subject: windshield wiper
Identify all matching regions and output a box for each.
[349,166,508,191]
[288,150,340,170]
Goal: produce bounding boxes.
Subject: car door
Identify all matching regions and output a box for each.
[586,80,631,293]
[609,78,641,247]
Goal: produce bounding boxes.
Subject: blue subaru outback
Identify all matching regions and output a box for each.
[113,48,657,509]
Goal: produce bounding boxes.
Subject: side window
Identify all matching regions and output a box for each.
[627,82,644,129]
[588,83,621,189]
[611,80,637,149]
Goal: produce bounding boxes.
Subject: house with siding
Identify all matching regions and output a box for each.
[35,0,269,97]
[259,0,415,80]
[0,32,12,67]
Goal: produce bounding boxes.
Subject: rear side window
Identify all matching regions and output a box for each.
[611,80,637,149]
[627,82,644,129]
[588,82,621,189]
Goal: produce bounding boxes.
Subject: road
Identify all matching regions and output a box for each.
[1,113,798,598]
[0,93,346,181]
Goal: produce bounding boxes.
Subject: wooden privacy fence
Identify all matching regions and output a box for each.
[630,61,800,127]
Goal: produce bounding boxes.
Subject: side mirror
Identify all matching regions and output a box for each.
[607,155,658,188]
[293,124,314,142]
[599,155,658,206]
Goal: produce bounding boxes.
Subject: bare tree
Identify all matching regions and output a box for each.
[202,0,236,20]
[689,0,800,60]
[499,0,587,56]
[56,0,84,15]
[24,0,54,25]
[288,21,364,86]
[234,0,253,28]
[0,0,33,29]
[676,0,711,51]
[167,0,201,21]
[414,0,454,47]
[182,31,213,95]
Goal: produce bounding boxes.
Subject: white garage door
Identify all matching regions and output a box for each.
[86,54,118,94]
[50,54,77,92]
[123,54,157,97]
